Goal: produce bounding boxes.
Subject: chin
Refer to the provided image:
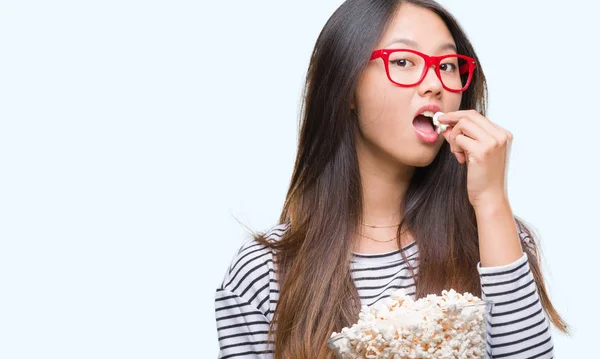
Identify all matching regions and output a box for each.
[409,156,437,168]
[395,149,440,168]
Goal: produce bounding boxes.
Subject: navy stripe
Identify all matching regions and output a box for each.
[221,340,274,350]
[489,318,546,338]
[351,254,418,272]
[221,350,275,359]
[358,283,416,297]
[352,242,416,258]
[216,310,265,322]
[494,289,536,307]
[257,294,269,312]
[216,303,248,313]
[231,260,273,293]
[236,242,262,256]
[490,308,544,328]
[483,279,535,297]
[225,252,269,289]
[489,325,549,348]
[231,247,269,274]
[491,337,552,358]
[480,260,528,277]
[215,294,238,302]
[525,347,553,359]
[491,298,539,317]
[247,282,270,303]
[219,331,269,341]
[367,291,416,307]
[354,272,416,282]
[217,321,270,332]
[481,270,530,288]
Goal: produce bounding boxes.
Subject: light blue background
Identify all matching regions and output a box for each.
[0,0,597,357]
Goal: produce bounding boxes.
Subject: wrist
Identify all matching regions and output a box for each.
[473,192,510,215]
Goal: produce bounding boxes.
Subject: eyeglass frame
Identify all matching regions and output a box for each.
[369,48,477,93]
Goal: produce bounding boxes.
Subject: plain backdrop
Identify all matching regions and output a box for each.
[0,0,598,358]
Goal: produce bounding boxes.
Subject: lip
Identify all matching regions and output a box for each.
[414,127,439,143]
[414,104,442,118]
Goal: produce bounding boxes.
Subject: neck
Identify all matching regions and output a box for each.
[356,141,415,225]
[352,138,416,253]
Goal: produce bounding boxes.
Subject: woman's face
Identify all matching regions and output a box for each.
[354,3,462,168]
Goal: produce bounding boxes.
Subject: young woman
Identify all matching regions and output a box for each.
[215,0,568,357]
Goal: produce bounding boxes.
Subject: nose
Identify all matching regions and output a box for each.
[417,64,443,96]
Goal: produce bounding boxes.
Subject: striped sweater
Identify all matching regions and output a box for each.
[214,223,554,358]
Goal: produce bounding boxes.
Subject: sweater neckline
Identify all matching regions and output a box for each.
[351,241,418,264]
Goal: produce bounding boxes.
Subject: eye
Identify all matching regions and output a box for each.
[390,59,415,68]
[440,63,457,72]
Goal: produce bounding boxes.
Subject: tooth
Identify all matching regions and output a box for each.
[420,111,435,117]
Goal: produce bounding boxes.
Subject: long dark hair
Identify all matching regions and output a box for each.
[253,0,569,357]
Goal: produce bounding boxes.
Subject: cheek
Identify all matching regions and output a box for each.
[355,70,411,130]
[449,93,462,112]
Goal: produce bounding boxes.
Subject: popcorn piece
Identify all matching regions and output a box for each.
[328,288,488,359]
[432,111,449,134]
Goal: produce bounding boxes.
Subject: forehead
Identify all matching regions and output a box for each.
[376,3,456,54]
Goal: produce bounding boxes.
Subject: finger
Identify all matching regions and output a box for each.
[454,133,478,164]
[441,124,470,163]
[444,110,513,144]
[442,116,494,144]
[442,124,463,155]
[453,148,466,164]
[484,120,513,143]
[438,110,503,141]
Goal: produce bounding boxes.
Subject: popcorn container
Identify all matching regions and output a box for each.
[327,300,494,359]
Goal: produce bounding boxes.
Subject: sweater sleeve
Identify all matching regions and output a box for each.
[214,239,278,359]
[215,287,274,359]
[477,252,554,358]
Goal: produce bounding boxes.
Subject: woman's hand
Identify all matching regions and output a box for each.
[437,110,513,208]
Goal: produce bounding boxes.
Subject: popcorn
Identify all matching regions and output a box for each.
[328,289,489,359]
[432,112,449,134]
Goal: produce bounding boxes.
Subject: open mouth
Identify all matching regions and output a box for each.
[412,114,436,134]
[412,110,441,143]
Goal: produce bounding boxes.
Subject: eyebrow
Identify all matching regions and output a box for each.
[384,38,457,53]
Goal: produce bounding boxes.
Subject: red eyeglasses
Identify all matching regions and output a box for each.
[369,48,477,93]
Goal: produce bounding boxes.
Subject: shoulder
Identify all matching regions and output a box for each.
[221,223,289,285]
[231,222,289,261]
[216,223,289,315]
